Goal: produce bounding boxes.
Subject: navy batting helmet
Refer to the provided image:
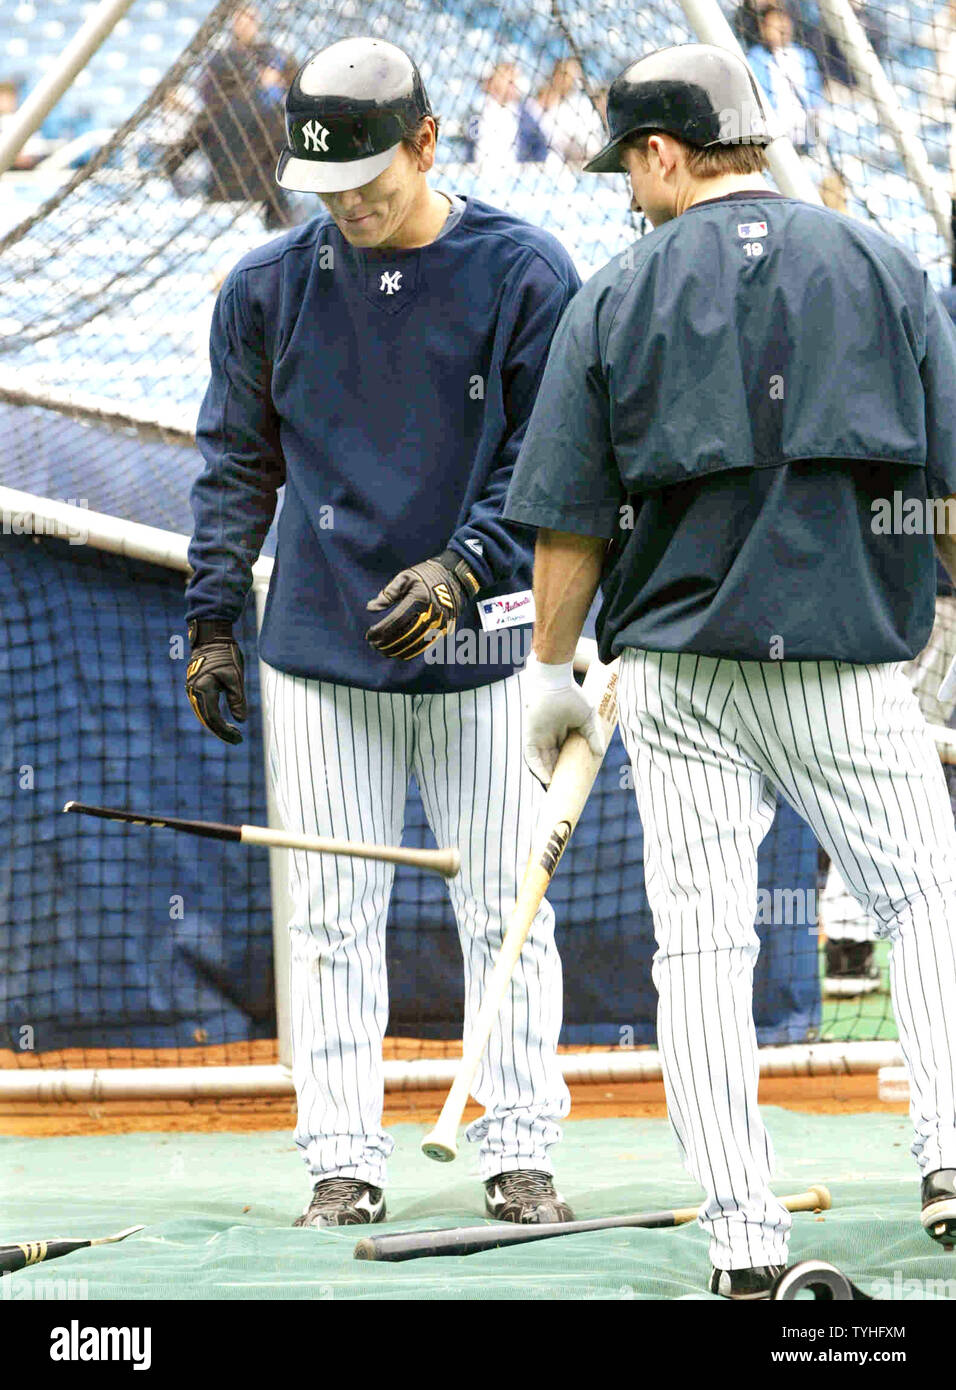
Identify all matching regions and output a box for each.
[276,37,432,194]
[584,43,772,175]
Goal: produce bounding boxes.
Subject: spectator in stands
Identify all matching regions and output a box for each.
[469,61,523,165]
[0,75,57,168]
[748,5,825,156]
[531,58,606,165]
[0,79,19,135]
[160,4,295,229]
[789,0,887,93]
[733,0,772,51]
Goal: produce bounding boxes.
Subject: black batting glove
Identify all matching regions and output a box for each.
[365,549,480,661]
[185,619,247,745]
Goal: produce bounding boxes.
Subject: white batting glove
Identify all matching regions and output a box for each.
[939,654,956,705]
[522,653,604,787]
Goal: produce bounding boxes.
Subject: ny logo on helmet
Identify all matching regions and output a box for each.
[380,271,402,295]
[301,119,330,153]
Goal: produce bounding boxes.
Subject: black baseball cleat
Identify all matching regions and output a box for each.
[709,1264,787,1300]
[484,1170,574,1224]
[921,1169,956,1248]
[293,1178,386,1229]
[823,940,881,997]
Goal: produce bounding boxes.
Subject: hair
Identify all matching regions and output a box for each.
[400,114,441,159]
[622,129,770,178]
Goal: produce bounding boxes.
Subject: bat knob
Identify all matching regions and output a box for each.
[809,1183,832,1211]
[353,1237,379,1261]
[421,1133,457,1163]
[440,849,461,879]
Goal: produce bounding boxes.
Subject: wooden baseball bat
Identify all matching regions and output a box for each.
[0,1225,144,1275]
[62,801,460,879]
[353,1185,832,1263]
[420,655,621,1163]
[931,722,956,765]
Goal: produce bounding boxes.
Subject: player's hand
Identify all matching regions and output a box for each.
[185,620,247,745]
[522,653,604,787]
[366,550,480,661]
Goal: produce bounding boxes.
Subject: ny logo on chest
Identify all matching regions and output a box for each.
[379,270,402,295]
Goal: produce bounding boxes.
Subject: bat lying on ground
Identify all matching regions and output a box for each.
[420,655,621,1163]
[0,1225,144,1275]
[353,1185,831,1262]
[62,801,460,879]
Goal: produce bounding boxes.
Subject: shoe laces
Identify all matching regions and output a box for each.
[310,1178,370,1208]
[496,1170,555,1199]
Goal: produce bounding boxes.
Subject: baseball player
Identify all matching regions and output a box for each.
[504,44,956,1298]
[821,285,956,993]
[184,37,580,1228]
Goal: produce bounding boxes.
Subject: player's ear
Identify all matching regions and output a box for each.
[411,116,438,174]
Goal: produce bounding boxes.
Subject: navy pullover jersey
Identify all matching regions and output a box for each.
[186,196,581,692]
[505,191,956,665]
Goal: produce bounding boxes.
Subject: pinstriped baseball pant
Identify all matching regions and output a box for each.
[262,663,571,1189]
[617,648,956,1271]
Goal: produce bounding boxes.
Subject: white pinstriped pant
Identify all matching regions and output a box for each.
[262,664,570,1188]
[617,649,956,1271]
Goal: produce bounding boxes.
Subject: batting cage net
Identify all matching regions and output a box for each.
[1,0,955,1086]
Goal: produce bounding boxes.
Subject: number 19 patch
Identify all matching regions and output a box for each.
[737,221,768,238]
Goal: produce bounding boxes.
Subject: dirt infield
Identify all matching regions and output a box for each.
[0,1071,906,1137]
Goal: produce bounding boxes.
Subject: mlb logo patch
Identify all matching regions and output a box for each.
[477,591,535,632]
[738,221,768,238]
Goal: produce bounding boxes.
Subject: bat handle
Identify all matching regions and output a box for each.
[420,1071,470,1161]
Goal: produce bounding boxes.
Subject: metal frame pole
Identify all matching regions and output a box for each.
[0,0,138,175]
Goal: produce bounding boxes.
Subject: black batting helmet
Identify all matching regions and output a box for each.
[584,43,772,175]
[276,37,432,194]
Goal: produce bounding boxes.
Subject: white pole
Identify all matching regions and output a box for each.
[0,0,138,176]
[815,0,952,250]
[0,1041,906,1099]
[676,0,822,204]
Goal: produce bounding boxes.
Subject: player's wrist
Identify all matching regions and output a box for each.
[188,618,235,651]
[525,651,576,691]
[437,548,480,599]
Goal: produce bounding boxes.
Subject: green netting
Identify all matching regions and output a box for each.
[1,1112,952,1300]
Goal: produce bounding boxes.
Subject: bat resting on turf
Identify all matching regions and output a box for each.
[353,1185,831,1262]
[0,1225,144,1275]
